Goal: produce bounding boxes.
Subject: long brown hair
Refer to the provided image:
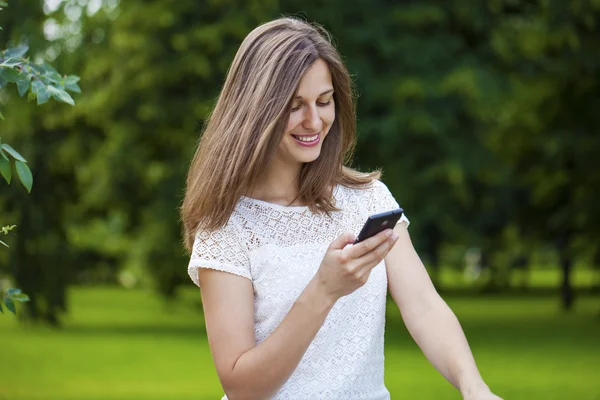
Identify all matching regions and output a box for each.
[180,17,380,251]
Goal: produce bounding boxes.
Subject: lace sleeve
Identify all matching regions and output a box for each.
[187,219,251,286]
[370,179,410,227]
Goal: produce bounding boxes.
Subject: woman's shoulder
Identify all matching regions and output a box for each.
[333,179,380,213]
[338,178,401,215]
[336,179,386,200]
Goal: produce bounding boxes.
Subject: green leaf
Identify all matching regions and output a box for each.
[41,62,59,75]
[0,110,4,120]
[10,293,29,302]
[0,74,6,88]
[37,87,50,105]
[0,151,11,183]
[0,58,23,68]
[48,85,75,105]
[1,144,26,162]
[15,160,32,192]
[3,45,29,59]
[65,81,81,94]
[28,63,45,76]
[31,79,44,94]
[4,297,16,314]
[0,239,8,248]
[0,301,3,314]
[65,75,80,85]
[64,75,82,93]
[44,71,62,85]
[6,288,21,296]
[7,289,30,303]
[0,66,23,82]
[17,77,30,97]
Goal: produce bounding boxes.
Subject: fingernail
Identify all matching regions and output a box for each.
[386,230,393,237]
[391,233,399,241]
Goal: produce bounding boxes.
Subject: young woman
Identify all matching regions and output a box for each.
[181,17,501,400]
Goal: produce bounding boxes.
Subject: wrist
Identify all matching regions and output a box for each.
[304,276,337,311]
[460,379,489,398]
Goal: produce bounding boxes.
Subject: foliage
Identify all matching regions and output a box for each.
[0,0,598,323]
[0,0,79,316]
[281,0,600,300]
[0,140,32,193]
[0,287,28,314]
[0,44,79,107]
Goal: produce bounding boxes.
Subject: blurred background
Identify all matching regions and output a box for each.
[0,0,599,399]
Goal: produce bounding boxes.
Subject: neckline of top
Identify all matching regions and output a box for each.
[238,185,341,211]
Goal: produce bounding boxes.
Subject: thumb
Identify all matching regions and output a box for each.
[328,232,356,250]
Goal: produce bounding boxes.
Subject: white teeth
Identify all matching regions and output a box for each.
[294,134,318,142]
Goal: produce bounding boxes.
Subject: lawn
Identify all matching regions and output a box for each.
[0,285,599,400]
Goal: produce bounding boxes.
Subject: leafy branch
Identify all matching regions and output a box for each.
[0,0,80,315]
[0,288,29,315]
[0,139,32,192]
[0,44,81,117]
[0,223,16,248]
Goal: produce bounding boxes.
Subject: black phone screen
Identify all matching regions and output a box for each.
[354,208,404,244]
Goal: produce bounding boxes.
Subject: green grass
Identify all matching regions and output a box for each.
[436,266,599,291]
[0,286,599,400]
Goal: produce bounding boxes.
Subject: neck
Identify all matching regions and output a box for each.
[249,157,303,205]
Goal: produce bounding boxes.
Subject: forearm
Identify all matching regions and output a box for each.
[225,278,335,400]
[402,297,488,396]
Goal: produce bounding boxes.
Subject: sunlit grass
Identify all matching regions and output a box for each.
[436,265,598,290]
[384,294,600,399]
[0,284,598,400]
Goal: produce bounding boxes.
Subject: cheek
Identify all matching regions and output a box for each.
[286,114,301,133]
[323,107,335,128]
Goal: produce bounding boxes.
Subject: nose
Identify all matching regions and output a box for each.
[302,104,323,132]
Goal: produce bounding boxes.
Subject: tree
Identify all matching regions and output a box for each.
[2,0,598,324]
[1,0,279,324]
[0,0,79,318]
[281,0,600,305]
[476,0,600,308]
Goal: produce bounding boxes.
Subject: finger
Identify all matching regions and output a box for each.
[345,229,393,259]
[355,268,372,286]
[328,232,356,251]
[355,234,396,271]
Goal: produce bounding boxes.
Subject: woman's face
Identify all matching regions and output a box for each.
[276,58,336,166]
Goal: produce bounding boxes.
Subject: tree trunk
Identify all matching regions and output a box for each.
[557,230,574,311]
[559,253,574,311]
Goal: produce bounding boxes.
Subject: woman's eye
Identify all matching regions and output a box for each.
[291,100,332,112]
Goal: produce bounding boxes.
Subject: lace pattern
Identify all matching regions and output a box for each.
[188,180,409,400]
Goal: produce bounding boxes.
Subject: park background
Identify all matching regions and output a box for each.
[1,0,599,399]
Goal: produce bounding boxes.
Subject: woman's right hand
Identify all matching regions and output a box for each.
[314,229,399,302]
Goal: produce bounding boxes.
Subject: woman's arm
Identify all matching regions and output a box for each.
[198,269,334,400]
[384,222,501,400]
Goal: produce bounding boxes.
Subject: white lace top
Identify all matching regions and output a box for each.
[188,180,409,400]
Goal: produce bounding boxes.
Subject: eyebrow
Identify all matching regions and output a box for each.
[294,89,334,100]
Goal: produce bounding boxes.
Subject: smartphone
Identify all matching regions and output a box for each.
[354,208,404,244]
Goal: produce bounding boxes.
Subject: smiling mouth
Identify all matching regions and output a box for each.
[292,134,319,142]
[291,133,321,147]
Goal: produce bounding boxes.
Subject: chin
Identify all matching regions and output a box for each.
[295,147,323,164]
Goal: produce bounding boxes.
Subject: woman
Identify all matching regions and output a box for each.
[181,17,501,400]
